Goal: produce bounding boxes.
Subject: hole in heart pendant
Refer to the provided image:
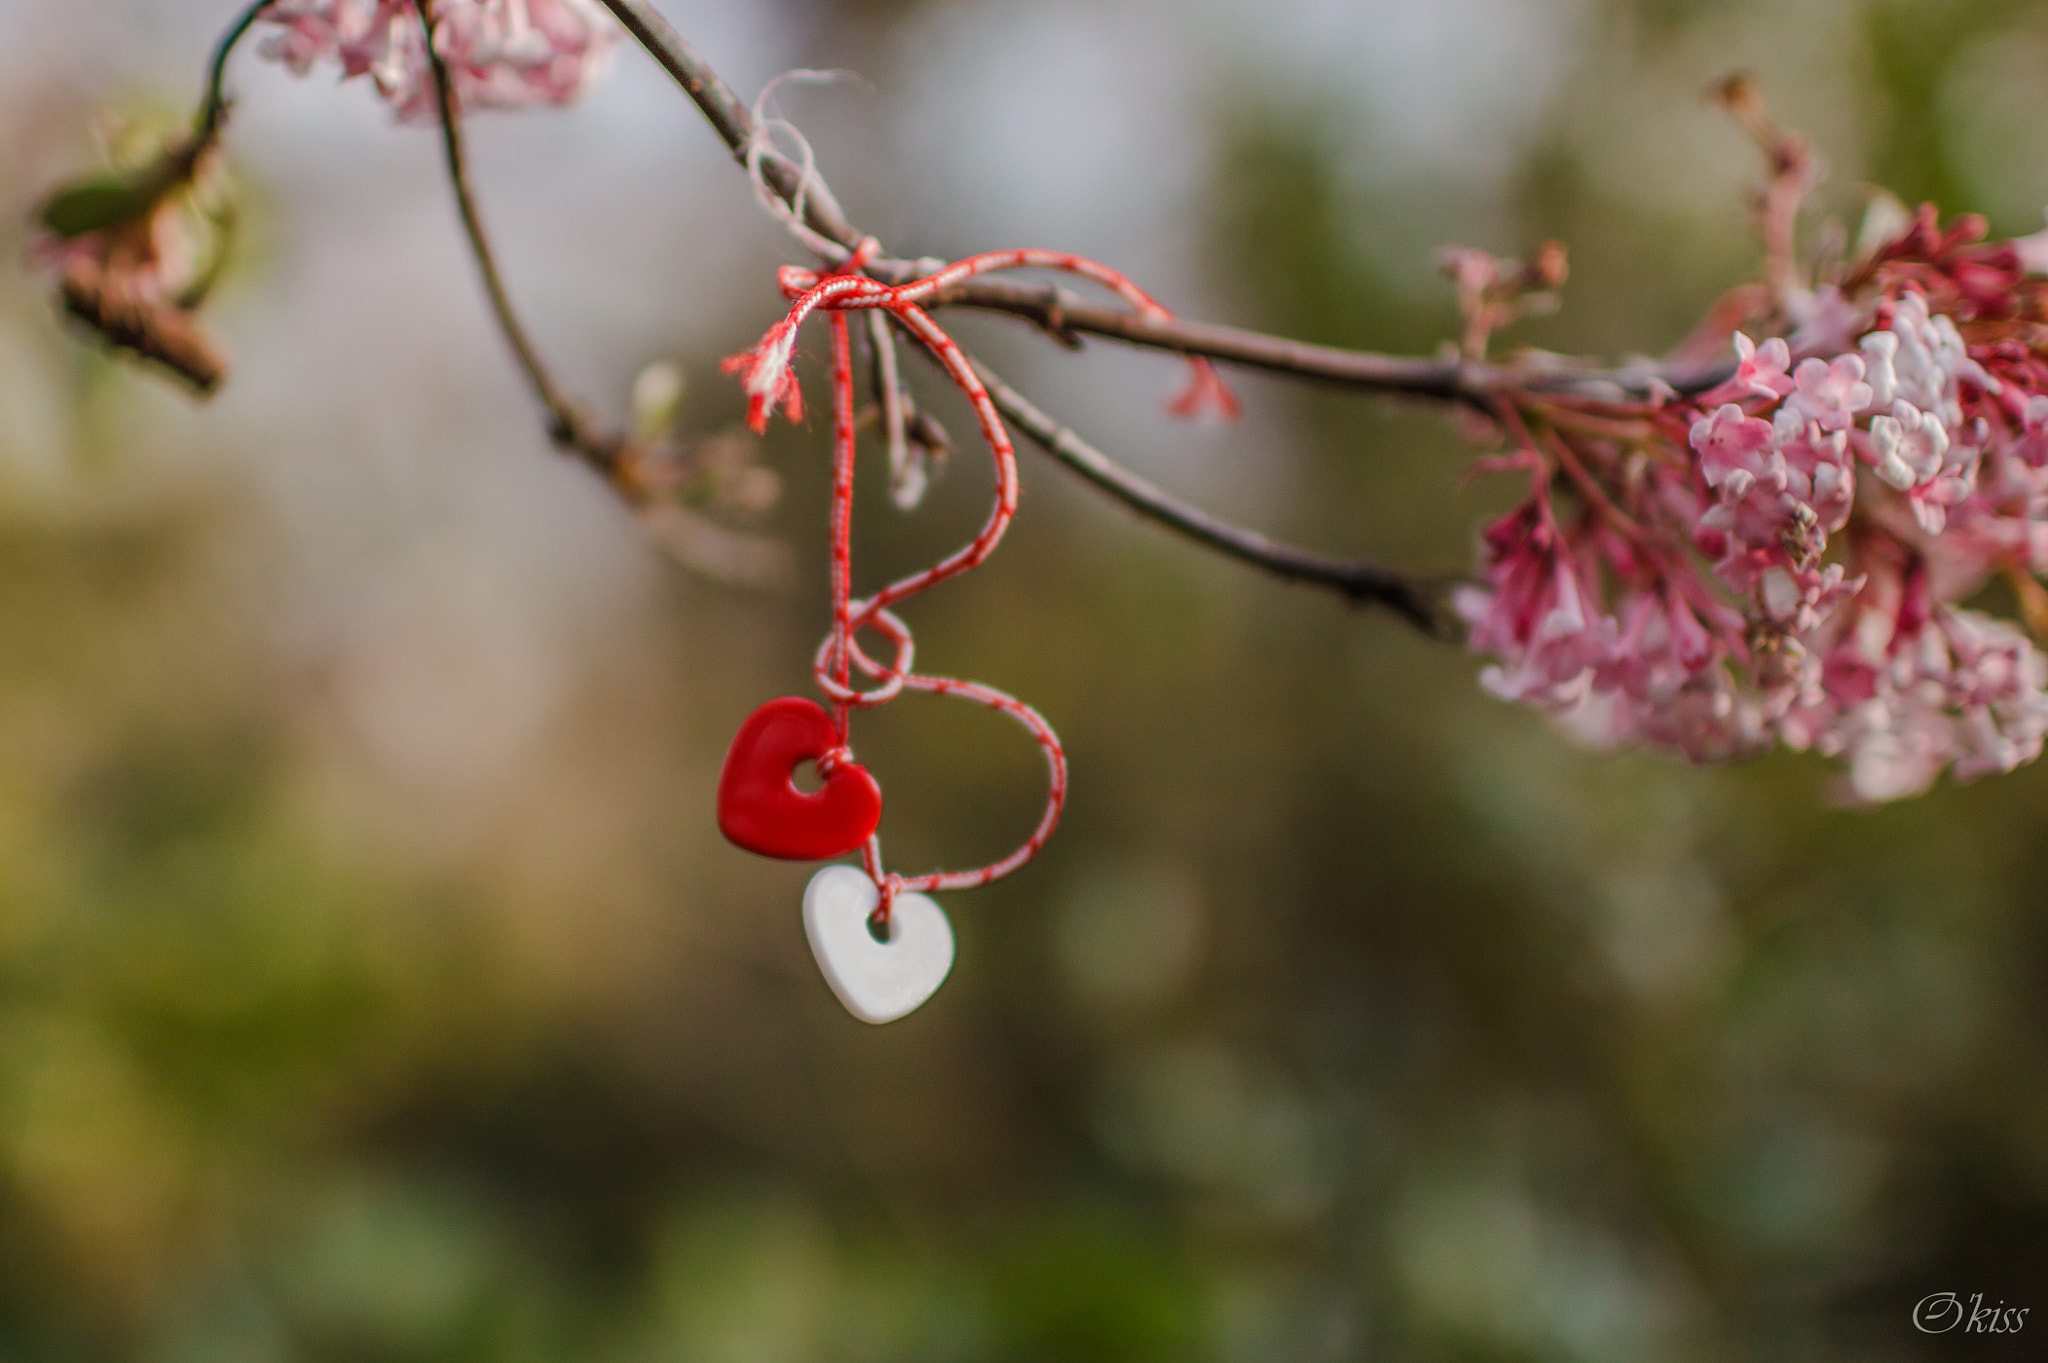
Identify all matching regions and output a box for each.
[716,698,882,861]
[803,865,955,1024]
[866,912,891,944]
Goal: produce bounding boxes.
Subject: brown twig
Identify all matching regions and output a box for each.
[413,0,623,474]
[594,0,860,253]
[60,254,228,395]
[194,0,279,146]
[590,0,1462,626]
[1709,73,1818,310]
[926,282,1734,401]
[593,3,1722,405]
[604,3,1745,405]
[409,0,791,589]
[970,357,1449,632]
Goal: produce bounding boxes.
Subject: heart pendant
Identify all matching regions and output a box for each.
[718,697,882,861]
[802,864,954,1023]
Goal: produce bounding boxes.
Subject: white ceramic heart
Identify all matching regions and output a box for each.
[802,864,955,1023]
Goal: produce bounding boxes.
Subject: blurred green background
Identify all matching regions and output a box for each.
[0,0,2045,1359]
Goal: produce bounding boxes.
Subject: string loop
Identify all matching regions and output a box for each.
[728,249,1231,917]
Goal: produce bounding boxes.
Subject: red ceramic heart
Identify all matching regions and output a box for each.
[717,696,882,860]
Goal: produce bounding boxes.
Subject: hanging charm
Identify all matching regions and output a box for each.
[802,864,954,1023]
[716,242,1232,1022]
[716,696,882,860]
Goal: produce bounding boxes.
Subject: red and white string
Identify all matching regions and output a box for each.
[727,243,1235,918]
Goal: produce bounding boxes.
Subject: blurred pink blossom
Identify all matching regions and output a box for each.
[1464,206,2048,801]
[260,0,615,120]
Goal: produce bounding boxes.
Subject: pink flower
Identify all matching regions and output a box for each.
[1841,701,1955,803]
[1696,463,1801,585]
[1785,354,1874,431]
[1732,332,1795,399]
[1690,403,1775,489]
[2017,214,2048,275]
[1633,679,1770,764]
[1595,587,1721,699]
[1907,468,1975,536]
[1860,330,1899,407]
[259,0,615,120]
[1941,611,2048,781]
[1464,215,2048,801]
[1787,285,1864,353]
[1458,502,1616,707]
[2011,394,2048,468]
[1759,562,1862,632]
[1775,418,1856,533]
[1879,291,1994,419]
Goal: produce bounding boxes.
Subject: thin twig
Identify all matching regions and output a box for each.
[594,0,859,253]
[936,283,1732,402]
[589,0,1457,625]
[412,0,621,471]
[408,0,797,589]
[194,0,279,145]
[592,0,753,155]
[969,358,1448,633]
[591,1,1721,405]
[865,311,912,498]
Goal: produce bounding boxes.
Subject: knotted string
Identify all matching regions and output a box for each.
[726,248,1236,921]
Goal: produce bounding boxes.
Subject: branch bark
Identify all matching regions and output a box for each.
[590,0,1453,624]
[967,358,1449,632]
[594,0,860,251]
[195,0,278,145]
[587,6,1726,403]
[931,283,1728,402]
[408,0,793,589]
[414,0,622,473]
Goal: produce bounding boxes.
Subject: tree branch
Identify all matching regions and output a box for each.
[195,0,279,146]
[930,282,1729,403]
[413,0,622,473]
[409,0,793,590]
[590,4,1725,403]
[593,0,860,252]
[591,0,1452,626]
[967,357,1449,633]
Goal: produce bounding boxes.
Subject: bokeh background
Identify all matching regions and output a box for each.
[0,0,2045,1359]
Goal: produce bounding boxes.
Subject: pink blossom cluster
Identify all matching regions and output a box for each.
[1460,213,2048,800]
[258,0,615,120]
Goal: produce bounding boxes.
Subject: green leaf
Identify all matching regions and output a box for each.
[38,177,154,239]
[37,155,184,240]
